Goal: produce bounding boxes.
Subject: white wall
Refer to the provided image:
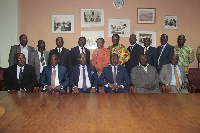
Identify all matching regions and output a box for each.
[0,0,18,68]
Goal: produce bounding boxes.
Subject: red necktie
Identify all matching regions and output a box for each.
[113,66,116,84]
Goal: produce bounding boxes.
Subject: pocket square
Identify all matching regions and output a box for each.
[91,71,94,74]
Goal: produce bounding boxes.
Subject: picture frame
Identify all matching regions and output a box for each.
[52,15,74,33]
[81,31,104,49]
[164,16,177,29]
[137,8,156,24]
[108,18,130,37]
[81,9,104,27]
[135,31,156,47]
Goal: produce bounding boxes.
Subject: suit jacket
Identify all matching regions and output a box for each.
[146,46,157,68]
[40,65,69,90]
[71,46,90,67]
[5,64,37,91]
[125,44,144,75]
[49,47,71,73]
[30,50,49,82]
[156,43,174,67]
[99,65,131,89]
[70,64,98,89]
[131,65,159,88]
[159,64,188,85]
[9,44,35,66]
[91,47,110,72]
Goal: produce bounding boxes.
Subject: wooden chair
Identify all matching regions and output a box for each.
[0,70,5,91]
[188,68,200,93]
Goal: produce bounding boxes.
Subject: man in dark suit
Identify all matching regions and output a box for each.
[143,37,157,68]
[40,54,69,93]
[99,53,131,93]
[70,53,98,93]
[49,37,71,73]
[9,34,35,66]
[125,34,143,76]
[71,37,90,67]
[5,53,37,91]
[156,34,174,72]
[30,40,49,82]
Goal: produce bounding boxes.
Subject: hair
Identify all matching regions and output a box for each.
[97,38,105,43]
[178,34,186,39]
[19,34,27,40]
[79,36,86,41]
[110,53,118,58]
[37,40,45,47]
[112,34,120,39]
[130,34,136,38]
[78,53,87,59]
[56,37,63,42]
[161,34,168,38]
[49,53,59,59]
[15,53,24,59]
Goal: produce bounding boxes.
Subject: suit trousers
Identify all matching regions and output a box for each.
[78,88,92,93]
[104,88,129,93]
[136,87,161,93]
[170,86,189,93]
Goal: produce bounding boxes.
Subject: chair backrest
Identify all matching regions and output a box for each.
[0,70,4,81]
[188,68,200,84]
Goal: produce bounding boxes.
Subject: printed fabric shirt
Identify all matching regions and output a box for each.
[110,44,130,66]
[174,44,195,73]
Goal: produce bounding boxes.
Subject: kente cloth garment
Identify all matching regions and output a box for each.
[110,44,130,65]
[174,44,195,73]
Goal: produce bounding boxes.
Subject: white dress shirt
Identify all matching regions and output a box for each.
[78,65,91,89]
[20,44,28,64]
[79,46,86,54]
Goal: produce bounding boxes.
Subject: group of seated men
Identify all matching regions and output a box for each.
[4,33,195,93]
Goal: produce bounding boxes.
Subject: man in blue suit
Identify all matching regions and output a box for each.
[40,54,69,93]
[99,53,131,93]
[70,53,98,93]
[156,34,174,72]
[144,37,157,68]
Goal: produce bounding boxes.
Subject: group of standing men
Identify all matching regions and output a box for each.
[5,33,195,93]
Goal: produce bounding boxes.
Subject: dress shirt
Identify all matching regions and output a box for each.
[17,65,24,79]
[144,46,150,54]
[158,43,167,65]
[130,43,136,51]
[77,65,91,89]
[79,46,86,54]
[139,63,149,73]
[20,44,28,64]
[57,47,63,53]
[170,64,183,86]
[38,51,47,73]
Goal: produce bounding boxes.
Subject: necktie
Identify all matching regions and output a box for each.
[58,48,61,54]
[145,47,147,54]
[19,67,22,84]
[95,49,99,56]
[82,66,87,91]
[174,66,180,90]
[113,66,116,84]
[130,46,133,51]
[81,47,84,53]
[40,52,45,66]
[51,67,56,88]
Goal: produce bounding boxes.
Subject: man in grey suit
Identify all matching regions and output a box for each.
[159,54,188,93]
[30,40,49,82]
[9,34,35,66]
[131,54,160,93]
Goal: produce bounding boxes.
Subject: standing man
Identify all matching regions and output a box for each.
[125,34,143,75]
[5,53,37,91]
[9,34,35,66]
[49,37,71,73]
[174,35,195,75]
[156,34,174,72]
[71,37,90,67]
[159,54,189,93]
[108,34,130,66]
[99,53,131,93]
[143,37,157,68]
[40,54,69,93]
[30,40,49,82]
[70,53,98,93]
[131,54,160,93]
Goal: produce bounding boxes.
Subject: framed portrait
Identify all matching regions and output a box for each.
[164,16,177,29]
[52,15,74,33]
[81,9,104,27]
[108,18,130,37]
[81,31,104,49]
[135,31,156,47]
[137,8,156,24]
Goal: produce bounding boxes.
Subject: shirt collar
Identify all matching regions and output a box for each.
[20,44,28,49]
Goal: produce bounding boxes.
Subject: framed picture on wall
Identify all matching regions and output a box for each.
[164,16,177,29]
[137,8,156,24]
[108,18,130,37]
[81,9,104,27]
[52,15,74,33]
[135,31,156,47]
[81,31,104,49]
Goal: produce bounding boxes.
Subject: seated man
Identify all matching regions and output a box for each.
[40,54,69,93]
[159,54,188,93]
[5,53,37,91]
[131,54,160,93]
[99,53,131,93]
[70,53,98,93]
